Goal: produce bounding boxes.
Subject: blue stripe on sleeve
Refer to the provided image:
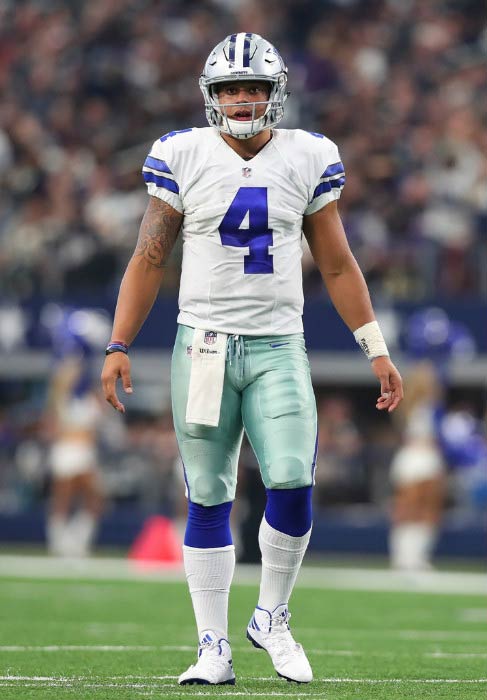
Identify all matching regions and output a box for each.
[142,171,179,194]
[312,176,345,200]
[144,156,172,174]
[312,181,331,198]
[321,162,344,179]
[159,128,193,143]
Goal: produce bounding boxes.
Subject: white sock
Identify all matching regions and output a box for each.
[47,515,69,556]
[183,544,235,641]
[258,516,311,611]
[68,511,98,557]
[389,522,437,570]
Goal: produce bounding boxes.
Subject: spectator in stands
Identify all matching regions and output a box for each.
[313,396,366,506]
[0,0,484,303]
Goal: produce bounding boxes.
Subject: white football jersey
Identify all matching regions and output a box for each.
[143,127,344,335]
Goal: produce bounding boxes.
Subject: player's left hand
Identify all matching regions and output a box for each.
[371,356,403,413]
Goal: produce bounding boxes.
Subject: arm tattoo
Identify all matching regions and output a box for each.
[134,197,183,268]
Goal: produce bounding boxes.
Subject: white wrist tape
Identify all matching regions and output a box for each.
[353,321,389,360]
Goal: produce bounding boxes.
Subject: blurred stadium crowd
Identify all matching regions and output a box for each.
[0,303,485,560]
[0,0,485,302]
[0,0,485,557]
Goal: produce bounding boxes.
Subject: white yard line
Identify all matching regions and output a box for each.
[458,608,486,623]
[0,645,180,652]
[427,652,487,659]
[0,555,485,594]
[0,645,364,655]
[1,644,486,656]
[295,627,487,640]
[0,674,486,685]
[2,628,486,652]
[398,630,487,640]
[0,687,336,697]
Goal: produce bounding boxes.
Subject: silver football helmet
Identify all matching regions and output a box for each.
[200,33,288,139]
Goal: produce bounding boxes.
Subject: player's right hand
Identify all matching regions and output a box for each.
[101,353,133,413]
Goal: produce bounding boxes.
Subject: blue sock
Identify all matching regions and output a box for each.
[264,486,312,536]
[184,501,233,548]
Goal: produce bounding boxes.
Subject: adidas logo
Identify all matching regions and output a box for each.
[249,616,260,631]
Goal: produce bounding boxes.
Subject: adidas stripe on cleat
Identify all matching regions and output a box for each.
[178,630,235,685]
[247,604,313,683]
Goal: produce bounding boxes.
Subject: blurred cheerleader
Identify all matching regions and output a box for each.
[389,360,446,570]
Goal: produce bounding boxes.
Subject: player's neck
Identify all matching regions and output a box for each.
[220,129,272,160]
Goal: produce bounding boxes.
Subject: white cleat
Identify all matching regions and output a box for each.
[247,604,313,683]
[178,630,236,685]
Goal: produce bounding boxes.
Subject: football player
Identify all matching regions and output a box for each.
[101,33,403,685]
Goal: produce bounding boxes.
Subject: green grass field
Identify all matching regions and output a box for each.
[0,564,485,699]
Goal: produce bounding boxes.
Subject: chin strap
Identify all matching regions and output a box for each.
[218,101,268,139]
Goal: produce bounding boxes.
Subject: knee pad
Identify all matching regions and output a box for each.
[181,440,237,505]
[267,455,312,488]
[262,425,316,489]
[192,472,232,504]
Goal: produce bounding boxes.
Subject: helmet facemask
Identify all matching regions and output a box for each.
[200,33,288,140]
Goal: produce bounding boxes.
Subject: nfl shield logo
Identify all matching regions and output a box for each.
[242,167,252,178]
[204,331,217,345]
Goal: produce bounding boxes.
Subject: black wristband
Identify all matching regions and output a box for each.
[105,342,129,356]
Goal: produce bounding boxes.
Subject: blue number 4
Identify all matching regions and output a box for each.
[219,187,273,274]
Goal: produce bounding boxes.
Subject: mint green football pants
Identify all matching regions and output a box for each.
[171,324,317,506]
